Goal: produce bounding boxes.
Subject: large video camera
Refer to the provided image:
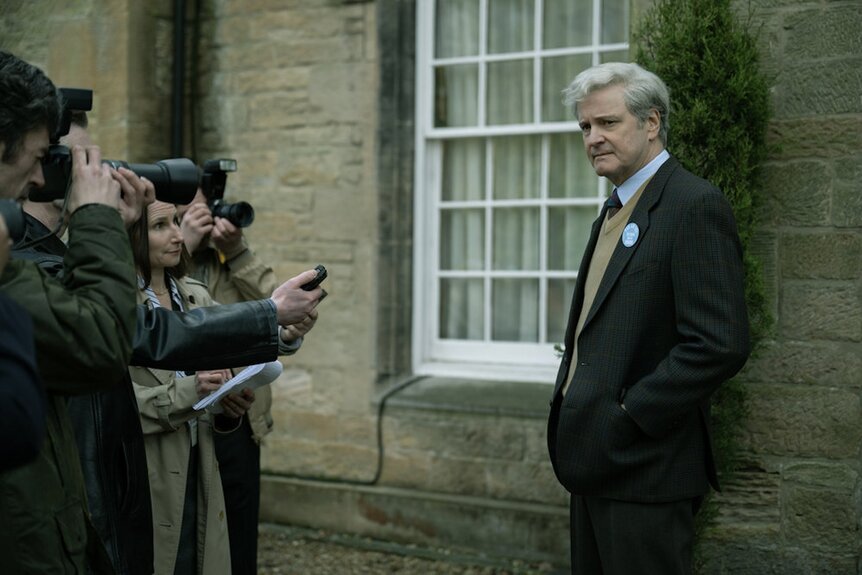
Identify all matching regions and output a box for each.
[30,88,199,205]
[200,158,254,228]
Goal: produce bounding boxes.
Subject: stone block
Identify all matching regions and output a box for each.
[308,62,377,122]
[377,450,434,488]
[425,455,492,497]
[483,460,567,506]
[782,461,858,491]
[780,282,862,342]
[832,158,862,228]
[774,58,862,117]
[248,92,313,129]
[384,413,528,461]
[742,384,862,458]
[781,232,862,280]
[783,483,857,553]
[784,5,862,60]
[711,466,781,527]
[741,341,862,388]
[248,8,351,41]
[229,67,310,94]
[767,117,862,160]
[758,161,831,227]
[262,435,378,481]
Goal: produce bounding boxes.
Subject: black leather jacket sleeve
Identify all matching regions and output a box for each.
[131,298,279,371]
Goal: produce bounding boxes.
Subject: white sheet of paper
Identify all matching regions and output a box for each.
[193,361,283,413]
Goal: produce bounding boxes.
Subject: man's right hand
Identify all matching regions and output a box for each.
[180,201,215,253]
[271,269,323,326]
[114,168,155,228]
[66,145,122,214]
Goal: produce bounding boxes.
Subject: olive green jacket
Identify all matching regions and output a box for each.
[0,205,137,574]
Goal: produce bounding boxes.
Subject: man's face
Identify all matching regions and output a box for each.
[577,84,661,187]
[0,127,49,201]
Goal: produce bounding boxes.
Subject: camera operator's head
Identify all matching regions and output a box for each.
[22,110,91,235]
[0,51,61,201]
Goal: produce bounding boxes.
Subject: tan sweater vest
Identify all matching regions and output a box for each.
[562,181,651,396]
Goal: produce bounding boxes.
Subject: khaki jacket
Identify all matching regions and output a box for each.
[189,240,278,442]
[129,277,231,575]
[0,205,137,575]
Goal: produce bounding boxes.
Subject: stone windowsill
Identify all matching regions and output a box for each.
[377,376,552,419]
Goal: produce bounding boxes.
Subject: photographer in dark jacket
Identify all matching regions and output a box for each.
[0,49,143,574]
[15,109,324,575]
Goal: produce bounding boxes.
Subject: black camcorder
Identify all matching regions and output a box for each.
[200,158,254,228]
[30,88,199,205]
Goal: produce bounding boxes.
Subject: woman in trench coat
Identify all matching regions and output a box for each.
[128,200,254,575]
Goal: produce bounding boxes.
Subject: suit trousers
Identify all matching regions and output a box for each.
[570,494,700,575]
[214,417,262,575]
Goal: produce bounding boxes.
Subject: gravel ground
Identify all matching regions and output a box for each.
[257,524,566,575]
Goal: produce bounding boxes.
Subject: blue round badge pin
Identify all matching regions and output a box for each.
[622,222,639,247]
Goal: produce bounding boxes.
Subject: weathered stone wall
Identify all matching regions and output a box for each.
[188,0,382,482]
[698,1,862,572]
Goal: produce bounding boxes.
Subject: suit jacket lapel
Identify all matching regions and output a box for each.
[553,203,608,396]
[579,157,679,333]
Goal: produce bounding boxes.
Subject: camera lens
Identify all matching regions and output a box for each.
[30,148,200,205]
[104,158,199,205]
[209,200,255,228]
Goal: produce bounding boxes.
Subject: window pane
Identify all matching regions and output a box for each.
[488,0,534,54]
[601,0,630,44]
[435,64,479,127]
[547,278,577,343]
[492,279,539,342]
[543,0,592,49]
[441,209,485,270]
[435,0,480,58]
[600,49,629,64]
[493,207,539,270]
[547,206,595,271]
[492,136,540,200]
[443,139,485,201]
[440,278,484,339]
[542,53,592,122]
[548,132,595,198]
[487,59,532,125]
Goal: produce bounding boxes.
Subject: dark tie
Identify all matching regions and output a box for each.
[606,188,622,219]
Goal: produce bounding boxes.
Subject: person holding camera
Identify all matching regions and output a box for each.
[14,108,324,574]
[0,212,45,474]
[0,50,151,573]
[180,186,303,575]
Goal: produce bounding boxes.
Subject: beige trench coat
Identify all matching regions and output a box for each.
[129,277,232,575]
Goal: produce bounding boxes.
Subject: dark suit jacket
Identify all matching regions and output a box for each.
[547,156,750,502]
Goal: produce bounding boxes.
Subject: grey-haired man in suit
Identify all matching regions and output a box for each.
[547,62,750,574]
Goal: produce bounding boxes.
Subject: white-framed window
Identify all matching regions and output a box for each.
[413,0,630,383]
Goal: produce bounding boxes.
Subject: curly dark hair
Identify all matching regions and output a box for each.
[0,51,61,163]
